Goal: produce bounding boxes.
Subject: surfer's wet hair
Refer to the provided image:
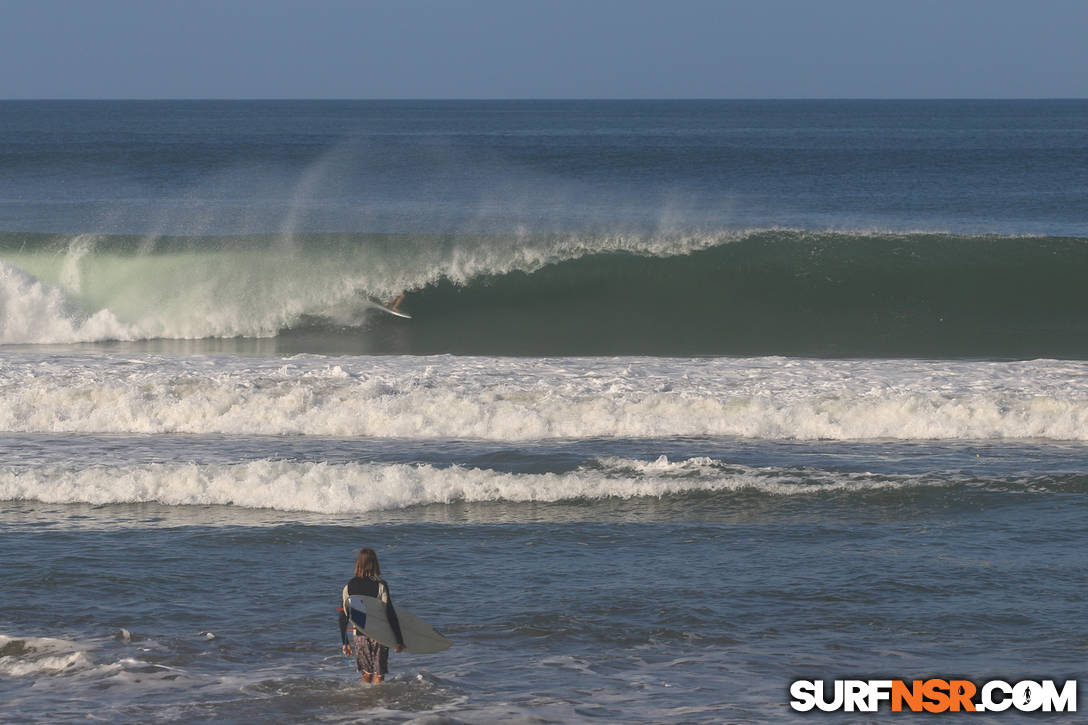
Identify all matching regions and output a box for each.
[355,548,381,578]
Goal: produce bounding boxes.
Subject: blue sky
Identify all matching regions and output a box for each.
[1,0,1085,99]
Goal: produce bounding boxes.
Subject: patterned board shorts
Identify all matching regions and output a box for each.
[353,631,389,676]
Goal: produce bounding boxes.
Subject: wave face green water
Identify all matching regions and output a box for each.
[388,231,1088,357]
[2,230,1086,358]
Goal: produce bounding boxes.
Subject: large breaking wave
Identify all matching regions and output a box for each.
[1,229,1086,357]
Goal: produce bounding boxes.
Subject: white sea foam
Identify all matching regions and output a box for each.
[0,631,205,706]
[0,353,1086,441]
[0,457,929,513]
[0,650,94,676]
[0,262,135,344]
[0,634,94,676]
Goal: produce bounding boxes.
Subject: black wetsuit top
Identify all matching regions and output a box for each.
[338,576,405,647]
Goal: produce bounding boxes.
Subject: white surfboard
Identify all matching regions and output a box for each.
[367,299,412,319]
[344,594,451,654]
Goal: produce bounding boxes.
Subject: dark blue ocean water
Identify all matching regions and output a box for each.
[3,100,1088,236]
[1,101,1086,723]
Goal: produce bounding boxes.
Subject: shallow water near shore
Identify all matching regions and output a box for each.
[3,458,1085,723]
[3,408,1086,723]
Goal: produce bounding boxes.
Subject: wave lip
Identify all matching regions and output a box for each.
[1,354,1087,441]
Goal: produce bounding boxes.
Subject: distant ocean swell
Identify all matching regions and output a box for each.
[3,457,1083,513]
[1,230,1086,357]
[2,355,1086,440]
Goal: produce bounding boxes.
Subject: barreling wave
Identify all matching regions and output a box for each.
[2,354,1087,440]
[3,457,1082,513]
[1,229,1086,357]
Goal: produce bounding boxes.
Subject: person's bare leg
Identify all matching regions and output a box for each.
[388,293,406,312]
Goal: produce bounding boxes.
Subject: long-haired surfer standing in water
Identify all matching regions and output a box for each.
[338,548,405,684]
